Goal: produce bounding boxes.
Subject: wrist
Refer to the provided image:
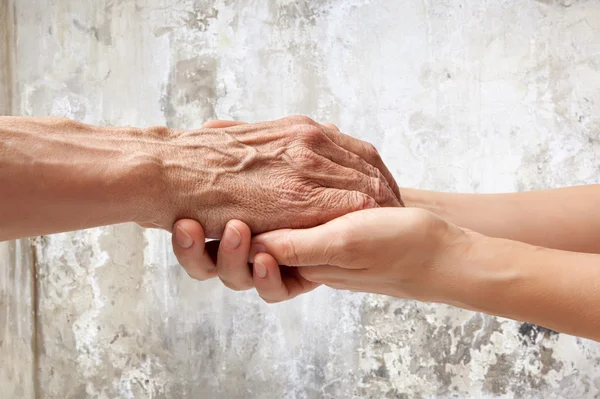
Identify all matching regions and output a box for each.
[416,226,482,305]
[119,125,177,228]
[440,233,532,315]
[68,121,173,228]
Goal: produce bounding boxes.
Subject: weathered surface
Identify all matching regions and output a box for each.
[0,2,36,398]
[0,0,15,114]
[1,0,600,398]
[0,240,36,399]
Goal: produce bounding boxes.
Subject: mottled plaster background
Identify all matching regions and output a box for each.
[1,0,600,398]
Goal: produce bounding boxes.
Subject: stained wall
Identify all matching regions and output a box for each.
[2,1,600,398]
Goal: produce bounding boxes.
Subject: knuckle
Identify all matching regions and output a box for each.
[369,177,386,201]
[324,123,339,131]
[291,147,320,170]
[281,232,301,265]
[360,156,380,178]
[364,142,382,163]
[285,115,316,126]
[295,124,326,146]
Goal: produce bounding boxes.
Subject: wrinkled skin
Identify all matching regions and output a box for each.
[150,116,402,238]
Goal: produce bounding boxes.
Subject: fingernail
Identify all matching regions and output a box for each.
[249,243,267,263]
[254,260,268,279]
[174,226,193,249]
[222,224,242,250]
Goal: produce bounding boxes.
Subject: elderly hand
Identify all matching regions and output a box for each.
[169,118,403,286]
[146,116,401,241]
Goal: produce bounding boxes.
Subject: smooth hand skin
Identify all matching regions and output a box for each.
[252,208,600,341]
[0,115,401,242]
[248,208,467,303]
[402,185,600,254]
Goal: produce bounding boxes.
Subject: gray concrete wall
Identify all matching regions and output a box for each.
[1,0,600,398]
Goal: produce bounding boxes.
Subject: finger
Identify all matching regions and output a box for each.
[203,120,248,129]
[250,217,352,267]
[206,116,400,204]
[297,152,398,207]
[310,138,400,207]
[253,253,320,303]
[217,220,254,291]
[320,126,402,203]
[172,219,218,280]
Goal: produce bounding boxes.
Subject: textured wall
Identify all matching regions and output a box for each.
[2,0,600,398]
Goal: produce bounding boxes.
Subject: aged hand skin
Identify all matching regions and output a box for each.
[157,116,402,238]
[0,115,401,242]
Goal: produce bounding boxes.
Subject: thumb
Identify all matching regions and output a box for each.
[251,223,345,267]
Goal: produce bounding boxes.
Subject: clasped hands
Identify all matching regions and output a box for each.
[161,117,473,305]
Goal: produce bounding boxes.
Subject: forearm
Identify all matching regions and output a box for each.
[0,117,165,241]
[402,186,600,253]
[446,235,600,341]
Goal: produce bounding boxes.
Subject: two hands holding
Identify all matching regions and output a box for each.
[169,119,470,306]
[4,115,600,340]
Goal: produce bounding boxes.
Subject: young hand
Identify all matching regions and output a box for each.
[248,207,473,303]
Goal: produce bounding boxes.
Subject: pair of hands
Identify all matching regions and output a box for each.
[172,207,471,305]
[167,119,472,304]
